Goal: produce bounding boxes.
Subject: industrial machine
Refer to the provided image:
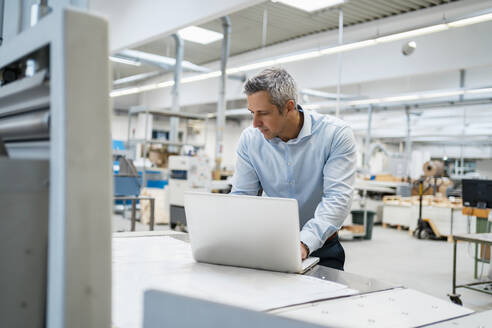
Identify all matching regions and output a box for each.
[0,7,111,328]
[168,155,211,229]
[114,152,141,196]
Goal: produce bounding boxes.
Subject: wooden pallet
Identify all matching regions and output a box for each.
[341,224,364,234]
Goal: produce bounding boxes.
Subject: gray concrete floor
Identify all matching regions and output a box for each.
[342,225,492,311]
[112,214,492,311]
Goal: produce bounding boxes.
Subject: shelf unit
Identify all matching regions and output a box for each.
[127,106,209,186]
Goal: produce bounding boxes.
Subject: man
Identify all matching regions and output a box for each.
[230,68,356,270]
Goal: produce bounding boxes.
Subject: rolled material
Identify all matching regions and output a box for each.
[0,110,49,140]
[423,160,445,177]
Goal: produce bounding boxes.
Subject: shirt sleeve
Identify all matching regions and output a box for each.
[300,125,357,254]
[230,130,261,196]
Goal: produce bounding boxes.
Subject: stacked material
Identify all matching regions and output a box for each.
[383,195,462,207]
[140,187,170,224]
[423,161,445,177]
[382,196,475,237]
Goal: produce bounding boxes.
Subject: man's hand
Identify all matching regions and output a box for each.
[300,242,309,260]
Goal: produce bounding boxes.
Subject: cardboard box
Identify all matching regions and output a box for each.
[140,187,170,224]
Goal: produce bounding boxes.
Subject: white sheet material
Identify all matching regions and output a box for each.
[112,236,357,328]
[273,288,474,328]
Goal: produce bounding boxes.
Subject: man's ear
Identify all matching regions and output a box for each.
[286,99,296,113]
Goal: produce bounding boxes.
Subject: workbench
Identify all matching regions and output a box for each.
[114,196,155,231]
[449,233,492,305]
[113,231,476,328]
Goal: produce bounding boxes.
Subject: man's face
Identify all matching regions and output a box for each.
[247,91,288,140]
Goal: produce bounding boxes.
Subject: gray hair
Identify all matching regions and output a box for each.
[243,68,298,113]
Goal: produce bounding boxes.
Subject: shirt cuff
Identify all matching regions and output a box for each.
[300,229,322,256]
[300,225,338,255]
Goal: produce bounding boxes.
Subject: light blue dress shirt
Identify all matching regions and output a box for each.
[230,108,357,254]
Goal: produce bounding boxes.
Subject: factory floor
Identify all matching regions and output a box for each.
[341,225,492,312]
[112,214,492,312]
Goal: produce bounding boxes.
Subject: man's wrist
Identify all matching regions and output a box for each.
[301,241,310,255]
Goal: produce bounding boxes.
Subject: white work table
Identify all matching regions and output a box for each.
[112,231,474,328]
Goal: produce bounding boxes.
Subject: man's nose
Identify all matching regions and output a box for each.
[253,115,262,128]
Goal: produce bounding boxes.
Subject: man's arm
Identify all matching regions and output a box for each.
[300,126,357,254]
[230,131,261,196]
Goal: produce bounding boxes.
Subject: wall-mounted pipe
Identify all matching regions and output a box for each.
[363,104,373,169]
[170,34,183,152]
[0,0,4,46]
[118,49,208,73]
[459,69,466,177]
[113,71,160,86]
[369,143,390,157]
[116,49,245,81]
[335,8,343,118]
[214,16,231,178]
[405,107,412,177]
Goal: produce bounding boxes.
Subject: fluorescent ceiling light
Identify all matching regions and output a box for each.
[274,0,345,12]
[181,71,222,83]
[306,86,492,110]
[346,99,378,106]
[110,87,143,97]
[275,50,321,64]
[448,12,492,27]
[379,95,420,103]
[113,71,160,86]
[466,87,492,94]
[138,84,159,92]
[320,39,376,55]
[109,56,141,66]
[157,81,175,88]
[375,24,448,43]
[178,26,223,44]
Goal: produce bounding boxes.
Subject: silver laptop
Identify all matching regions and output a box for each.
[184,192,319,274]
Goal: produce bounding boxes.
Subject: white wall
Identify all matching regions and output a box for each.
[201,119,249,170]
[476,159,492,179]
[412,144,492,160]
[112,92,140,110]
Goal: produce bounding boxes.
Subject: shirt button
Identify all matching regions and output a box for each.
[287,162,291,166]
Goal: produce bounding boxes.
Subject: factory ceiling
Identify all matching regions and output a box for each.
[112,0,459,80]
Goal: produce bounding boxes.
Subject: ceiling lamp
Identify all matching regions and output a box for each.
[272,0,345,12]
[177,26,223,44]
